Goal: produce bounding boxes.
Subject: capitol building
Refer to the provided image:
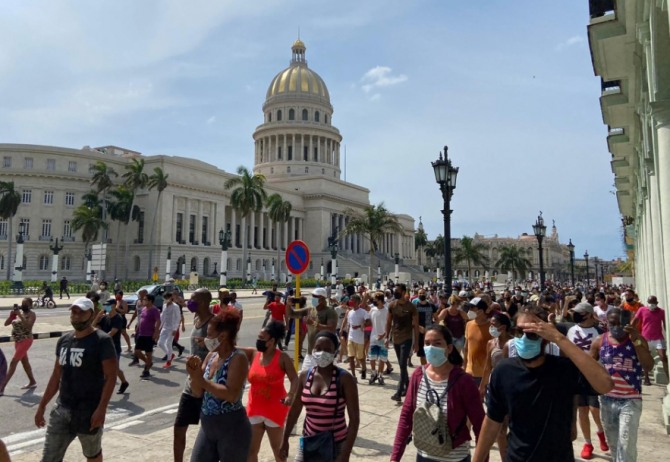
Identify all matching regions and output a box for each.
[0,40,419,283]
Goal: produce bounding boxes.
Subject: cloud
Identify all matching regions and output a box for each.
[360,66,408,93]
[555,35,584,51]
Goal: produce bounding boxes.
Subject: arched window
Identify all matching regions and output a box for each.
[267,112,272,122]
[288,109,295,120]
[277,110,282,121]
[39,254,49,271]
[302,109,308,121]
[270,167,274,174]
[305,167,309,173]
[325,114,328,124]
[287,166,291,173]
[203,257,210,275]
[314,111,320,122]
[236,258,241,271]
[0,254,4,270]
[255,259,261,271]
[322,168,325,174]
[60,255,71,271]
[190,257,198,272]
[134,256,141,272]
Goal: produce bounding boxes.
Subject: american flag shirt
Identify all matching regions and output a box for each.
[600,334,643,399]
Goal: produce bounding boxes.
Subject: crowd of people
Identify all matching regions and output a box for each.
[0,278,667,461]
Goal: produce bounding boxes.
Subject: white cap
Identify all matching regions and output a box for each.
[458,290,468,298]
[311,288,327,298]
[71,297,95,311]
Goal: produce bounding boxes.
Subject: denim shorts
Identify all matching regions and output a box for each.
[41,404,103,462]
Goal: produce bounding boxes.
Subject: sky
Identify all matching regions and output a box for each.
[0,0,624,260]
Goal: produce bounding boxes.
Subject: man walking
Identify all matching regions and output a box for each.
[385,283,419,402]
[35,298,117,462]
[633,295,668,384]
[59,277,70,300]
[157,292,181,369]
[345,294,370,380]
[133,294,161,378]
[463,297,493,386]
[93,298,130,395]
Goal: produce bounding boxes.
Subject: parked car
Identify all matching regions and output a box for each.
[123,283,183,312]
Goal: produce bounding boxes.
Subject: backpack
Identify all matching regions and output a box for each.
[412,367,464,457]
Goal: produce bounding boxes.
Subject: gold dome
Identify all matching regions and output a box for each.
[266,41,330,102]
[292,38,305,49]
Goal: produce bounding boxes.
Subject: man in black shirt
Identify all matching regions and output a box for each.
[473,307,614,462]
[35,297,117,462]
[94,298,130,395]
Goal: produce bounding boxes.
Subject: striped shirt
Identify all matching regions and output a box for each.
[415,374,470,461]
[600,334,642,399]
[301,367,347,442]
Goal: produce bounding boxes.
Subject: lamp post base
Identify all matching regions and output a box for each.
[11,281,24,291]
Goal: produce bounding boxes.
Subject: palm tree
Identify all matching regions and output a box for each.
[90,161,118,278]
[495,244,532,284]
[108,186,139,279]
[414,221,428,267]
[266,193,292,281]
[224,166,267,282]
[426,235,444,273]
[340,202,403,284]
[146,166,169,279]
[0,181,21,280]
[71,203,106,251]
[452,235,489,283]
[121,158,149,279]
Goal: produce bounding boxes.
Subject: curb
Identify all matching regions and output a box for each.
[0,331,69,343]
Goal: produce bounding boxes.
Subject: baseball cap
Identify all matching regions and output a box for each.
[573,302,594,314]
[458,290,469,298]
[71,297,94,311]
[312,288,327,298]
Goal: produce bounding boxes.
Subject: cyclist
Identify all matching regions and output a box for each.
[40,282,55,307]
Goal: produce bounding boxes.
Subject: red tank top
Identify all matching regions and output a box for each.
[247,349,289,425]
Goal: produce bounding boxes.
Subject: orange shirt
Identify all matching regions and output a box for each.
[465,320,492,378]
[622,301,642,313]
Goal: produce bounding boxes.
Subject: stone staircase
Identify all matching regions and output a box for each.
[335,252,430,284]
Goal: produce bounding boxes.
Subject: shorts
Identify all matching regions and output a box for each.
[41,404,102,462]
[248,415,280,427]
[453,336,465,351]
[368,341,389,362]
[134,335,155,353]
[347,340,366,360]
[364,330,372,341]
[13,338,34,361]
[339,329,348,341]
[647,338,667,350]
[417,333,426,358]
[121,316,128,329]
[577,394,600,408]
[174,393,203,427]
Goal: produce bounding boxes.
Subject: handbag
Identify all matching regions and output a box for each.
[300,367,343,462]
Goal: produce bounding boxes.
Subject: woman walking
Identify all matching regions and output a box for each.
[243,322,299,462]
[186,308,251,461]
[0,298,37,395]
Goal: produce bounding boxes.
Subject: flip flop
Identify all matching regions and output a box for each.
[21,383,37,390]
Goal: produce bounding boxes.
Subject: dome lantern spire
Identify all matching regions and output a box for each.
[291,38,306,65]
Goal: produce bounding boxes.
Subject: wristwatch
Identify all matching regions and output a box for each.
[634,339,643,347]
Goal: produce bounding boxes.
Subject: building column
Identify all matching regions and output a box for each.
[283,220,289,249]
[231,208,237,247]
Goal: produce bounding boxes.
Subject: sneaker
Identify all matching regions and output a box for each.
[361,370,367,380]
[408,361,415,368]
[163,361,172,369]
[390,393,402,402]
[129,359,139,366]
[644,378,652,386]
[368,372,378,385]
[160,355,168,361]
[597,431,609,452]
[378,375,385,386]
[140,370,150,379]
[177,345,185,357]
[401,390,407,398]
[117,382,129,394]
[580,443,594,460]
[384,366,393,375]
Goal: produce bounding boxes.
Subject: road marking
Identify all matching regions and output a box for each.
[109,420,144,430]
[163,409,178,414]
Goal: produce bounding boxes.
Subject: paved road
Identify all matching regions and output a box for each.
[0,296,271,452]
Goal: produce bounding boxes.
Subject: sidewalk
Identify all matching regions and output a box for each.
[9,364,670,462]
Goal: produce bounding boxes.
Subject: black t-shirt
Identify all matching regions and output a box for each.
[487,355,586,462]
[56,330,116,411]
[98,313,124,354]
[415,302,437,328]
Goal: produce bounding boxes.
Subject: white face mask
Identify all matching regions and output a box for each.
[312,351,335,368]
[204,337,221,352]
[649,304,658,311]
[311,298,320,308]
[467,310,477,320]
[489,326,501,338]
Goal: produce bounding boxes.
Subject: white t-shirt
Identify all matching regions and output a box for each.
[161,302,181,332]
[369,306,389,340]
[567,324,600,351]
[334,306,347,330]
[347,308,370,344]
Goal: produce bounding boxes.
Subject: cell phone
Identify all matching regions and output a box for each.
[13,303,19,309]
[620,310,632,326]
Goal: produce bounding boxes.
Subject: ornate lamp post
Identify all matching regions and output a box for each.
[584,250,590,289]
[567,239,575,287]
[11,223,26,290]
[432,145,459,296]
[246,254,252,284]
[593,257,600,287]
[271,257,276,282]
[394,252,400,283]
[377,259,381,282]
[181,254,186,280]
[532,213,547,290]
[85,247,93,282]
[218,228,231,288]
[49,237,64,283]
[320,258,325,281]
[328,230,338,285]
[165,246,172,281]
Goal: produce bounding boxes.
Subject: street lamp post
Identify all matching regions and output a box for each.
[271,257,276,282]
[165,246,172,281]
[394,253,400,283]
[49,237,64,283]
[320,258,324,281]
[377,259,381,282]
[328,230,338,285]
[11,223,26,290]
[246,254,252,284]
[181,255,186,280]
[85,247,93,282]
[218,229,231,288]
[567,239,575,287]
[432,145,459,296]
[584,251,590,289]
[594,257,600,287]
[532,213,547,290]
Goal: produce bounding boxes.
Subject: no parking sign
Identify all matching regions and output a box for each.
[285,240,310,275]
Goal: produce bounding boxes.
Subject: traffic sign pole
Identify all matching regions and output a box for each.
[286,240,310,371]
[294,274,301,371]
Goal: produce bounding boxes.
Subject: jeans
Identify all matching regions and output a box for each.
[191,408,251,462]
[599,396,642,462]
[394,339,413,395]
[41,404,102,462]
[157,329,175,358]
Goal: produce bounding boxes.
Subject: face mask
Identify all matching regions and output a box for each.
[625,297,634,303]
[649,304,658,311]
[115,294,122,301]
[186,299,198,313]
[572,312,585,324]
[419,295,427,301]
[312,351,335,368]
[393,292,402,300]
[489,326,501,338]
[71,313,93,332]
[221,298,231,305]
[609,325,626,341]
[311,298,319,308]
[514,334,543,360]
[467,310,477,320]
[424,345,448,367]
[204,336,221,352]
[256,339,268,352]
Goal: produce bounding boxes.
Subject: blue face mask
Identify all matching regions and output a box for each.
[424,346,448,367]
[514,334,543,360]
